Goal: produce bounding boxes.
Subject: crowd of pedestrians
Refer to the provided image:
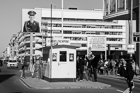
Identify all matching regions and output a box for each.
[76,52,100,82]
[19,52,139,93]
[76,53,139,93]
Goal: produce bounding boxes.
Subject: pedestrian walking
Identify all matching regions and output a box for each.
[0,59,3,72]
[104,59,109,76]
[119,58,127,77]
[110,59,116,75]
[34,56,40,79]
[86,52,95,81]
[39,56,43,79]
[76,56,80,81]
[124,57,135,93]
[83,57,89,81]
[91,55,100,82]
[20,57,26,79]
[79,56,85,81]
[30,57,35,78]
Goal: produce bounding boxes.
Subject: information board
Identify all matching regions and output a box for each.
[87,36,106,52]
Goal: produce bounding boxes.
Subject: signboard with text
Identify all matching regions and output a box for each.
[87,36,106,53]
[127,44,135,54]
[46,38,70,46]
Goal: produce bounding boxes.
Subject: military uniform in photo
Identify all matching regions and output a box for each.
[23,11,40,33]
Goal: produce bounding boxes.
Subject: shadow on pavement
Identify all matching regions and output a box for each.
[0,74,16,83]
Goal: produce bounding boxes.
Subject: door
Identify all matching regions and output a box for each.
[68,51,76,78]
[57,50,68,78]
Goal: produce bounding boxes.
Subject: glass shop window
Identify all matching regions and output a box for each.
[60,51,67,62]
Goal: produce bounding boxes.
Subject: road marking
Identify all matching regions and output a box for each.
[19,78,30,89]
[116,89,123,93]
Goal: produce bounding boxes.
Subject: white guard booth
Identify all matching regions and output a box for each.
[43,44,78,82]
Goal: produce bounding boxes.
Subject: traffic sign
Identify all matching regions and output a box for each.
[127,44,135,54]
[133,32,140,42]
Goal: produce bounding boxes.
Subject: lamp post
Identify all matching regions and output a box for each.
[49,4,53,79]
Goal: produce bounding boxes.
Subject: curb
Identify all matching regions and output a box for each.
[99,75,140,83]
[19,78,34,89]
[19,77,111,90]
[31,85,111,90]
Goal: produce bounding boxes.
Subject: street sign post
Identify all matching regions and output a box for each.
[133,32,140,42]
[127,44,135,54]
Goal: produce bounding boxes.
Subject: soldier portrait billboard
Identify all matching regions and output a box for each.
[22,9,41,33]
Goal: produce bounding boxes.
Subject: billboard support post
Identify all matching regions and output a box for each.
[30,32,33,63]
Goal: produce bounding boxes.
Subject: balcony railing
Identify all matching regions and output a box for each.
[104,0,129,16]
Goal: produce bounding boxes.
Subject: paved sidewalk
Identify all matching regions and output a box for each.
[19,72,111,89]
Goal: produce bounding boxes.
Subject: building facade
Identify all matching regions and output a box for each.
[103,0,138,20]
[17,8,131,60]
[103,0,140,64]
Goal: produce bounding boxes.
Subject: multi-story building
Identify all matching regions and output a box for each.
[2,46,10,60]
[8,33,19,60]
[17,7,132,60]
[103,0,138,20]
[103,0,140,63]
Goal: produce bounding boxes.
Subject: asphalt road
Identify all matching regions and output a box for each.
[98,75,140,93]
[0,63,129,93]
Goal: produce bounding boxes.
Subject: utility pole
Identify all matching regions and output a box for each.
[129,0,133,58]
[61,0,64,39]
[50,4,53,79]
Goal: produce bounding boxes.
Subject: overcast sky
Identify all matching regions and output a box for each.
[0,0,103,56]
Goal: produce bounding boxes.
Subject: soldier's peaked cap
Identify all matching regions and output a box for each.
[28,10,36,16]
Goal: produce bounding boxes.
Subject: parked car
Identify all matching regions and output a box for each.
[7,60,18,68]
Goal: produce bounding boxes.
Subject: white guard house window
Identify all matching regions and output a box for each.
[52,53,57,61]
[69,53,74,61]
[60,51,67,62]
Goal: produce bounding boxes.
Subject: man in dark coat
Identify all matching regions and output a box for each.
[91,55,100,82]
[0,60,3,72]
[23,10,40,33]
[79,56,85,81]
[124,58,135,93]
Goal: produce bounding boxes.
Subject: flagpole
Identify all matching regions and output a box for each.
[61,0,64,39]
[50,4,53,79]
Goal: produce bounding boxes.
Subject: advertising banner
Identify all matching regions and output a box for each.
[22,9,42,33]
[87,36,106,53]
